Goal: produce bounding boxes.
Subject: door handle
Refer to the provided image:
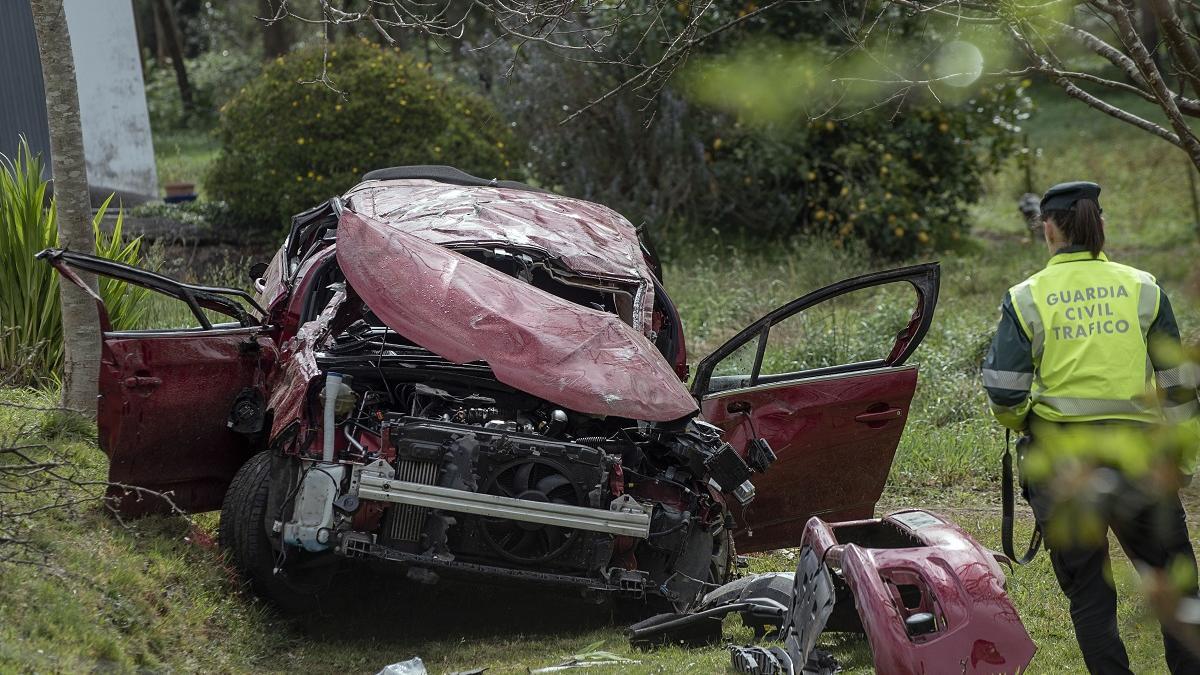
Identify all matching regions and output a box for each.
[855,408,903,424]
[123,376,162,390]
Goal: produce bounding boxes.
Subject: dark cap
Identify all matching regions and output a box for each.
[1040,181,1101,213]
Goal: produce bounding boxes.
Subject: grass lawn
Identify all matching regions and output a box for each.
[2,89,1199,672]
[152,128,220,198]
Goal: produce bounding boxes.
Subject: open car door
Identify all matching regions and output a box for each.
[692,263,939,553]
[39,249,277,516]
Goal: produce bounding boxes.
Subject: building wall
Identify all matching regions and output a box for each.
[0,0,158,202]
[65,0,158,201]
[0,0,54,170]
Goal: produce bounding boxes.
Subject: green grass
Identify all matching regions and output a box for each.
[975,84,1200,248]
[2,381,1193,673]
[153,129,220,198]
[3,89,1200,672]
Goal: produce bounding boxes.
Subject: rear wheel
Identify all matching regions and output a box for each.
[219,451,335,613]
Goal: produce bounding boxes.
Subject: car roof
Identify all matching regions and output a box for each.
[342,166,654,284]
[360,165,548,193]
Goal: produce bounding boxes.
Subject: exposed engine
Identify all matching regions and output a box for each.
[276,328,759,608]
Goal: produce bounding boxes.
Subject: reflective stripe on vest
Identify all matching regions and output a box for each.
[1036,396,1151,417]
[1165,399,1200,424]
[1138,279,1159,335]
[1157,363,1200,389]
[1010,281,1044,359]
[982,369,1034,390]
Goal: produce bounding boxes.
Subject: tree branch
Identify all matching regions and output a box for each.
[1103,2,1200,167]
[1055,20,1150,88]
[1006,20,1183,147]
[1145,0,1200,96]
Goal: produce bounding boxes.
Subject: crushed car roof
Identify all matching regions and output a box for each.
[342,172,655,285]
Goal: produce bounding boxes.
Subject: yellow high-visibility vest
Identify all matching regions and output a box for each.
[1008,250,1161,424]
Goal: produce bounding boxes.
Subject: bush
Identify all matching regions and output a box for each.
[0,139,148,384]
[697,81,1029,258]
[207,39,515,230]
[477,39,1024,258]
[126,199,237,233]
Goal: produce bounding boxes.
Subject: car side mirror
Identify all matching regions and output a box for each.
[248,262,269,283]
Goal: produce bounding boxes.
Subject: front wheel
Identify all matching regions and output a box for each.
[218,451,335,613]
[711,525,735,588]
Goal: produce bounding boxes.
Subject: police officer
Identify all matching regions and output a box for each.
[983,181,1200,674]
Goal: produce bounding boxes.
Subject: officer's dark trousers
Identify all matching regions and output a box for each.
[1025,463,1200,674]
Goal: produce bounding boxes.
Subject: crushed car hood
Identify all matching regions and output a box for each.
[336,210,698,421]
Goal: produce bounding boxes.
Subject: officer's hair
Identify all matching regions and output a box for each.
[1043,199,1105,257]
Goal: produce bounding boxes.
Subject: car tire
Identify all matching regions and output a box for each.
[616,525,736,620]
[711,526,735,587]
[219,450,334,613]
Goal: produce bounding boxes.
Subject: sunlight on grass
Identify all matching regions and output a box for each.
[975,85,1200,248]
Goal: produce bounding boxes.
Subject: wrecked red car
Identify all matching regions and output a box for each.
[41,166,950,621]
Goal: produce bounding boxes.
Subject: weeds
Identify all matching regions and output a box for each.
[0,138,148,385]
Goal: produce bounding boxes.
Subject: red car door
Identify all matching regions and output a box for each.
[692,263,940,553]
[41,249,278,516]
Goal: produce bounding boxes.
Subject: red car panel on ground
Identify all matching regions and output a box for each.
[804,510,1037,674]
[336,209,698,421]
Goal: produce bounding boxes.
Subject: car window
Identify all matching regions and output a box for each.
[705,281,917,387]
[757,281,917,377]
[131,303,250,331]
[706,332,760,392]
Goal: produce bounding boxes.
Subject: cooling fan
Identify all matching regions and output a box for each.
[479,457,585,564]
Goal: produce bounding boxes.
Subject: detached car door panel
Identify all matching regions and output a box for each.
[693,263,940,553]
[40,249,276,515]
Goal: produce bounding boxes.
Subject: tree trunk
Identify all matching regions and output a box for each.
[152,0,169,62]
[259,0,293,58]
[131,0,149,75]
[1139,0,1162,71]
[153,0,194,114]
[29,0,101,416]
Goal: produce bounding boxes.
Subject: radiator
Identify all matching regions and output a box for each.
[383,459,438,543]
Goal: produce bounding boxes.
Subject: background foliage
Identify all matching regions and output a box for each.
[693,83,1029,258]
[206,39,515,230]
[472,8,1028,257]
[144,49,261,131]
[0,140,147,384]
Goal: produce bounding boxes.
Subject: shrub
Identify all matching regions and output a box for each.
[696,81,1029,259]
[478,39,1024,258]
[0,139,148,384]
[207,39,515,230]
